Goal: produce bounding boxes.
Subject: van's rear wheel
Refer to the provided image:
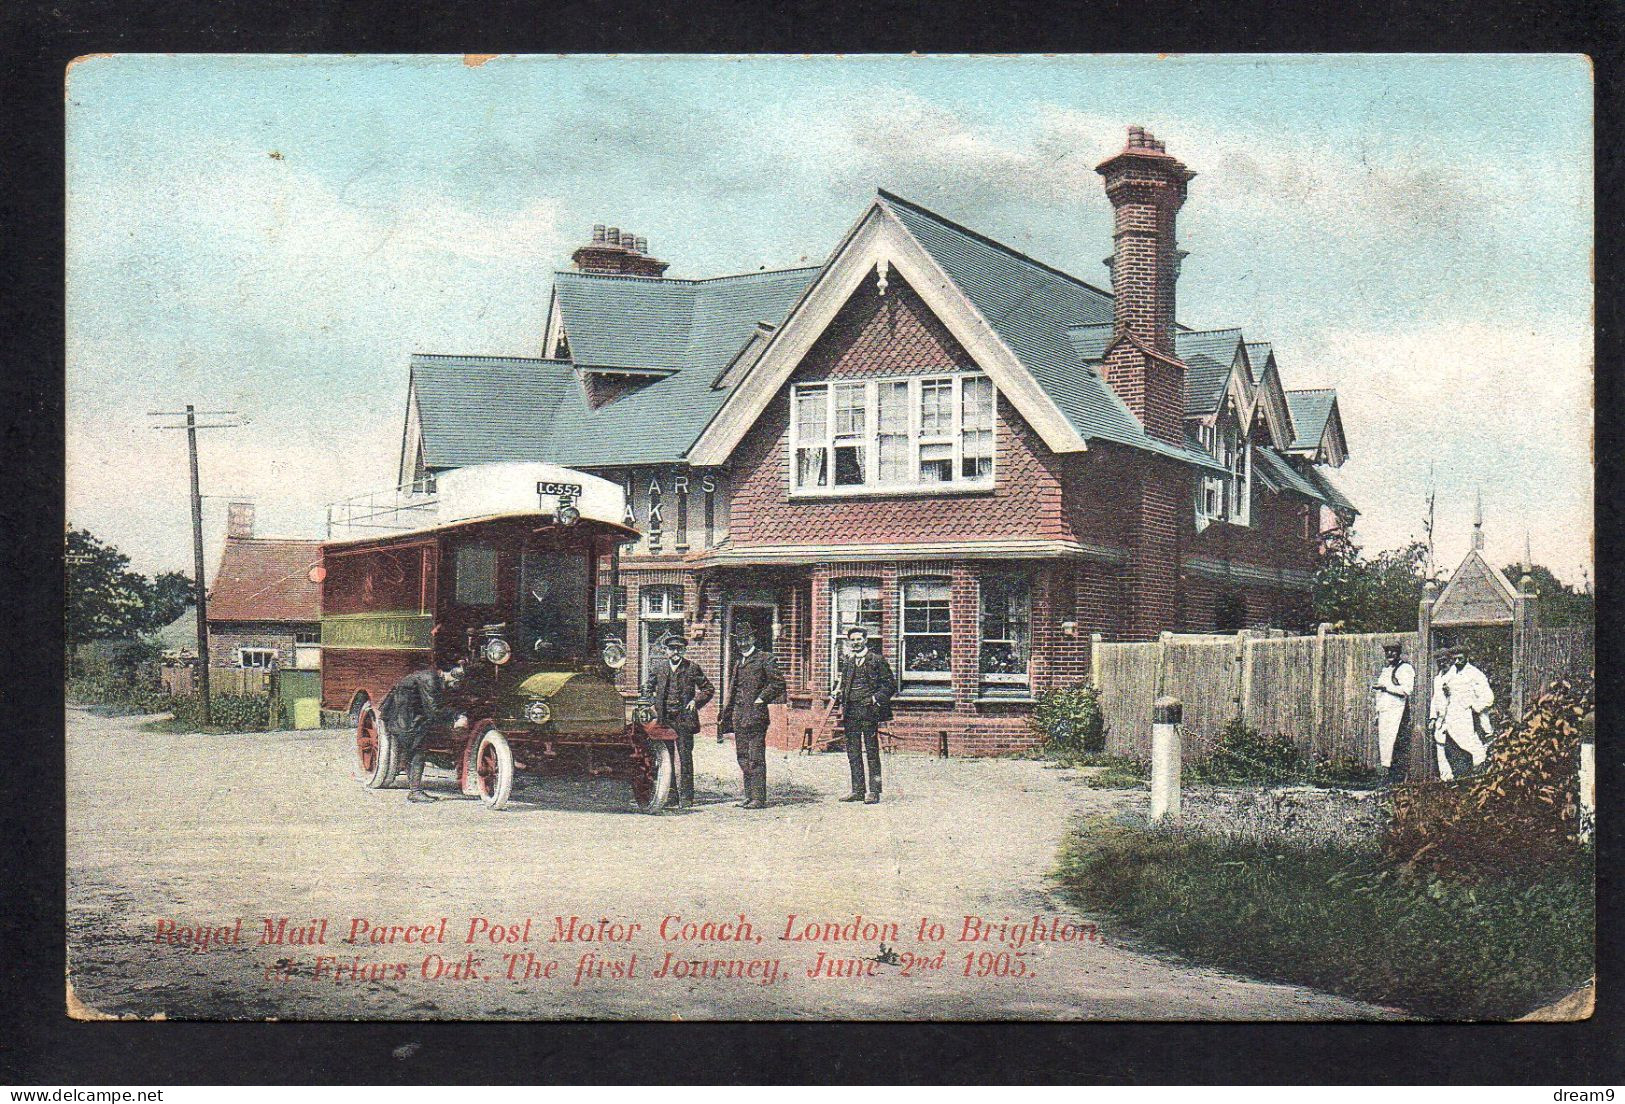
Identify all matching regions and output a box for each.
[476,730,515,810]
[356,706,397,788]
[631,737,674,814]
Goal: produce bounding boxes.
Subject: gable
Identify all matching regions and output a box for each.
[689,201,1089,466]
[1433,549,1519,626]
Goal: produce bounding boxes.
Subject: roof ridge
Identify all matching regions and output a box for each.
[554,264,821,287]
[1177,326,1245,339]
[1287,386,1337,395]
[225,536,321,545]
[876,188,1116,302]
[412,353,570,365]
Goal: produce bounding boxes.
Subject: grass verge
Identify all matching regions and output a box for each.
[1054,821,1594,1020]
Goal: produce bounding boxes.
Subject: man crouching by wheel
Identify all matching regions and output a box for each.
[380,662,469,803]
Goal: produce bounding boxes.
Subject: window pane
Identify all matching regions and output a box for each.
[795,386,827,437]
[919,380,952,435]
[878,381,909,431]
[877,381,910,484]
[901,579,952,687]
[454,543,497,605]
[834,383,866,437]
[979,574,1030,686]
[919,440,953,483]
[834,443,866,486]
[796,447,828,488]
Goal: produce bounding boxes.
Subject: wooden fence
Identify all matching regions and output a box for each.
[1091,626,1591,767]
[159,665,271,699]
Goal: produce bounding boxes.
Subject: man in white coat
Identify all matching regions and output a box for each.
[1429,646,1494,781]
[1371,643,1415,783]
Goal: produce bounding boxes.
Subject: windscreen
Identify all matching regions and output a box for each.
[518,548,591,663]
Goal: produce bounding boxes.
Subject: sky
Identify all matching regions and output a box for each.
[65,54,1594,585]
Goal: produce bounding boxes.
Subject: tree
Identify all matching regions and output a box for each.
[1313,530,1428,633]
[65,528,151,649]
[1499,562,1595,627]
[141,570,194,633]
[66,528,196,648]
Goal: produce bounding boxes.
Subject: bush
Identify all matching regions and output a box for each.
[1030,683,1105,758]
[1186,717,1309,785]
[1055,821,1594,1020]
[1387,676,1594,881]
[166,692,271,732]
[66,672,172,715]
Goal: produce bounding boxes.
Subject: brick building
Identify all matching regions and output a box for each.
[207,505,323,670]
[398,128,1354,754]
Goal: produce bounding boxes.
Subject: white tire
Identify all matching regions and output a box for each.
[356,705,397,789]
[474,729,515,810]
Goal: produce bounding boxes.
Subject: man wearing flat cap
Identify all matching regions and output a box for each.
[718,623,785,809]
[1371,642,1415,783]
[642,632,713,807]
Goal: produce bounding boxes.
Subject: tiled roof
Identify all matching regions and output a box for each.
[544,267,818,468]
[1182,351,1234,417]
[1298,462,1357,514]
[1286,388,1338,451]
[879,191,1221,470]
[208,538,322,623]
[1244,341,1274,384]
[1252,446,1357,513]
[412,355,576,469]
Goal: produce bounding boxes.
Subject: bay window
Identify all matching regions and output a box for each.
[899,577,952,694]
[979,573,1031,693]
[790,373,996,494]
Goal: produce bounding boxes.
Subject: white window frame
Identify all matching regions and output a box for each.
[236,646,278,670]
[978,573,1032,692]
[898,576,953,695]
[789,373,996,497]
[1194,421,1251,529]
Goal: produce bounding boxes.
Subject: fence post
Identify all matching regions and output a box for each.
[1090,632,1103,689]
[1411,580,1438,782]
[1511,569,1539,719]
[1311,622,1331,739]
[1150,696,1182,824]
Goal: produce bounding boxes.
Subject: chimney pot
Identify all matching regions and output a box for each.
[592,224,606,243]
[635,236,648,253]
[606,226,621,246]
[226,501,255,540]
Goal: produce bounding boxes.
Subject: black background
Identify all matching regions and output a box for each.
[3,0,1621,1085]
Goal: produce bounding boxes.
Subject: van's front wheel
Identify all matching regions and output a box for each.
[631,736,674,814]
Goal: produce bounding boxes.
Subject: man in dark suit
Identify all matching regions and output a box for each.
[641,634,713,807]
[834,627,896,804]
[379,662,468,804]
[717,624,786,809]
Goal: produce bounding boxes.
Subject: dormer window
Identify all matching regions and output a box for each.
[1196,421,1251,528]
[790,373,996,496]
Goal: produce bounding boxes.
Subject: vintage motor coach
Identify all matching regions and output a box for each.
[318,461,675,811]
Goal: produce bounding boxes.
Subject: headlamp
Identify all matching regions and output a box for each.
[482,637,512,665]
[601,637,628,670]
[558,503,581,527]
[524,700,552,725]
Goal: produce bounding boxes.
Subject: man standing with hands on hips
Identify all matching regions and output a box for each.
[834,626,897,804]
[717,623,785,809]
[642,633,714,808]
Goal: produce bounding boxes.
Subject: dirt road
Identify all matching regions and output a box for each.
[66,707,1392,1021]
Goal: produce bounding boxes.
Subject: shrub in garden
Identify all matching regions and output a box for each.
[1386,676,1594,881]
[1030,683,1106,757]
[1186,717,1310,785]
[167,692,270,732]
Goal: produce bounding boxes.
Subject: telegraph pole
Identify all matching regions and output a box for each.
[150,406,244,726]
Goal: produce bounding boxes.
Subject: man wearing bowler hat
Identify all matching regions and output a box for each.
[834,626,897,804]
[717,623,786,809]
[642,633,713,807]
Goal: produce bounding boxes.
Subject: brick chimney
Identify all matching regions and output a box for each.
[226,501,255,540]
[1096,127,1195,444]
[571,224,670,278]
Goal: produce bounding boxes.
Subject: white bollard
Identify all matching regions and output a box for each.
[1580,712,1595,838]
[1151,696,1182,824]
